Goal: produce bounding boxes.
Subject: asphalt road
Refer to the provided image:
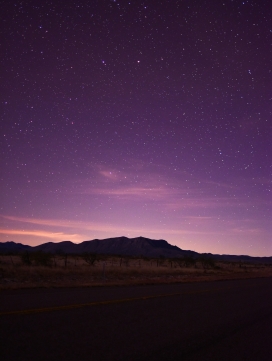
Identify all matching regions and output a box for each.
[0,278,271,361]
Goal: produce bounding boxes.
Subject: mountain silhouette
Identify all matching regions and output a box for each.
[33,236,194,258]
[1,237,271,263]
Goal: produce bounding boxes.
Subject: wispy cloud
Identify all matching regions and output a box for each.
[87,185,179,200]
[99,170,120,181]
[2,215,126,232]
[231,227,268,235]
[65,164,256,211]
[165,196,244,210]
[0,229,81,241]
[0,215,217,238]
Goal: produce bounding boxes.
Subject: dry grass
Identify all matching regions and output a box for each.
[0,254,271,290]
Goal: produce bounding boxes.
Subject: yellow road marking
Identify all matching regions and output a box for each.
[0,287,230,316]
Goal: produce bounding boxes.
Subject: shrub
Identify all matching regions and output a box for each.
[32,251,53,267]
[82,252,97,266]
[184,256,196,268]
[199,257,216,269]
[21,251,32,266]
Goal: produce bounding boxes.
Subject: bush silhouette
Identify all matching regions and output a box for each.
[21,251,32,265]
[199,257,216,269]
[82,252,97,266]
[32,251,53,267]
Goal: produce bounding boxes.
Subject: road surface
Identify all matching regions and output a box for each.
[0,278,271,360]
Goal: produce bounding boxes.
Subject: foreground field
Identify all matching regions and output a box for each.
[0,253,271,289]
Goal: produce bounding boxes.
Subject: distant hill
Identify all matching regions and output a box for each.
[31,237,195,258]
[0,241,31,253]
[1,237,194,258]
[198,252,272,264]
[1,237,271,263]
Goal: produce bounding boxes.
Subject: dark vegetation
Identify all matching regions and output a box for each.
[18,251,209,269]
[1,247,271,289]
[3,250,272,271]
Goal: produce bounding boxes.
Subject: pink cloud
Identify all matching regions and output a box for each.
[0,229,81,241]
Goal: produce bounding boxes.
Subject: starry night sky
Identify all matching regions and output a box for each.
[1,0,271,256]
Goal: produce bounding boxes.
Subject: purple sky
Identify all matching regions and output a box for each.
[1,0,271,256]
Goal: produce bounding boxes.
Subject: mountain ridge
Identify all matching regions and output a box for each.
[0,237,271,263]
